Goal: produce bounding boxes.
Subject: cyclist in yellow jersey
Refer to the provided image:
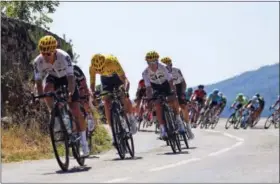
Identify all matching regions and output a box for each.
[89,54,137,137]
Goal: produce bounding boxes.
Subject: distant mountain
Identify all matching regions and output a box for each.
[203,63,279,117]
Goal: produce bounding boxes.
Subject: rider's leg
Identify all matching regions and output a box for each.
[43,76,56,112]
[154,100,166,137]
[69,84,89,157]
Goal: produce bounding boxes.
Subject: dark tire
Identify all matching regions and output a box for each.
[49,108,70,172]
[163,107,177,153]
[264,115,273,129]
[111,111,126,159]
[234,116,242,129]
[211,116,219,129]
[225,114,235,129]
[124,116,135,158]
[72,137,85,166]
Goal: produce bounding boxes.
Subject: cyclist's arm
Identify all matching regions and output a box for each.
[115,62,130,92]
[163,66,175,92]
[178,69,187,93]
[89,66,96,95]
[64,54,75,94]
[33,60,43,95]
[142,71,153,99]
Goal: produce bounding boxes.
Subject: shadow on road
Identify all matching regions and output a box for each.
[138,129,156,133]
[43,166,92,175]
[105,156,143,162]
[156,150,189,156]
[87,155,100,159]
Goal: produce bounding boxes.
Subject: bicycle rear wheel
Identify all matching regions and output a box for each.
[264,114,273,129]
[72,134,85,166]
[225,114,235,129]
[111,111,126,159]
[49,108,70,171]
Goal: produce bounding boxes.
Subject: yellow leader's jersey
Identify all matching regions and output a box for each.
[89,56,125,86]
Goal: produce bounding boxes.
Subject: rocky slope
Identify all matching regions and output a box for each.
[1,15,72,117]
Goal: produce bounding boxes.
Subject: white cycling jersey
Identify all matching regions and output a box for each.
[33,49,74,81]
[142,62,172,87]
[167,67,184,85]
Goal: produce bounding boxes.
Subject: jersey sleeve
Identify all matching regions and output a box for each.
[142,69,151,87]
[162,65,172,81]
[33,58,42,81]
[63,53,74,76]
[115,60,125,76]
[89,66,96,86]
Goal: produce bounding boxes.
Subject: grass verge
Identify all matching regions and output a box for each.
[1,124,112,163]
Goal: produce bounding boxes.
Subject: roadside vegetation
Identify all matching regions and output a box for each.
[1,1,111,163]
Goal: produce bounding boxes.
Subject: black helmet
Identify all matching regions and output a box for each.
[198,85,204,89]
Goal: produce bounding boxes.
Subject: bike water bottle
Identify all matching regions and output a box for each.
[63,114,72,134]
[87,114,95,131]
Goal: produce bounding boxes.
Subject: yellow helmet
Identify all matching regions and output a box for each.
[38,35,57,54]
[91,54,106,73]
[145,51,159,62]
[105,54,118,64]
[161,57,172,65]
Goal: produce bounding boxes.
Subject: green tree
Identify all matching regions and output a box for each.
[1,0,59,30]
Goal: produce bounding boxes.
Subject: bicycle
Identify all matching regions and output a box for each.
[200,105,219,129]
[264,107,280,129]
[31,85,86,171]
[100,87,135,159]
[225,106,242,129]
[146,93,187,153]
[238,107,255,129]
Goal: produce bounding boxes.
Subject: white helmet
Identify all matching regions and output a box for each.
[252,96,258,101]
[218,92,223,97]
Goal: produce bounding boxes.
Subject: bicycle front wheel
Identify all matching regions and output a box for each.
[111,111,126,159]
[49,108,70,171]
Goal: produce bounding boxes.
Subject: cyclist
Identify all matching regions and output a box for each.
[73,65,95,131]
[270,95,280,112]
[142,51,186,139]
[160,56,194,139]
[135,79,147,119]
[33,35,89,157]
[217,92,227,116]
[205,89,222,117]
[255,93,265,117]
[243,95,260,125]
[89,54,137,138]
[191,85,207,112]
[231,93,248,117]
[185,88,193,102]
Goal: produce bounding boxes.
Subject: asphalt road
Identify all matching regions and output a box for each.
[2,118,279,183]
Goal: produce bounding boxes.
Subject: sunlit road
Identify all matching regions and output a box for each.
[2,118,279,183]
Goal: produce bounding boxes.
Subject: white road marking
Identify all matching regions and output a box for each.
[149,158,201,172]
[223,132,245,142]
[103,177,131,183]
[204,129,220,133]
[208,141,244,157]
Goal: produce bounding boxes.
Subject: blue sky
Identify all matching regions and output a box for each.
[48,2,279,97]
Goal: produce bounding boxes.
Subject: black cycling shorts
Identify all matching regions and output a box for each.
[151,80,172,98]
[209,101,218,109]
[236,103,243,109]
[136,88,146,100]
[45,75,79,102]
[175,83,186,105]
[101,74,123,93]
